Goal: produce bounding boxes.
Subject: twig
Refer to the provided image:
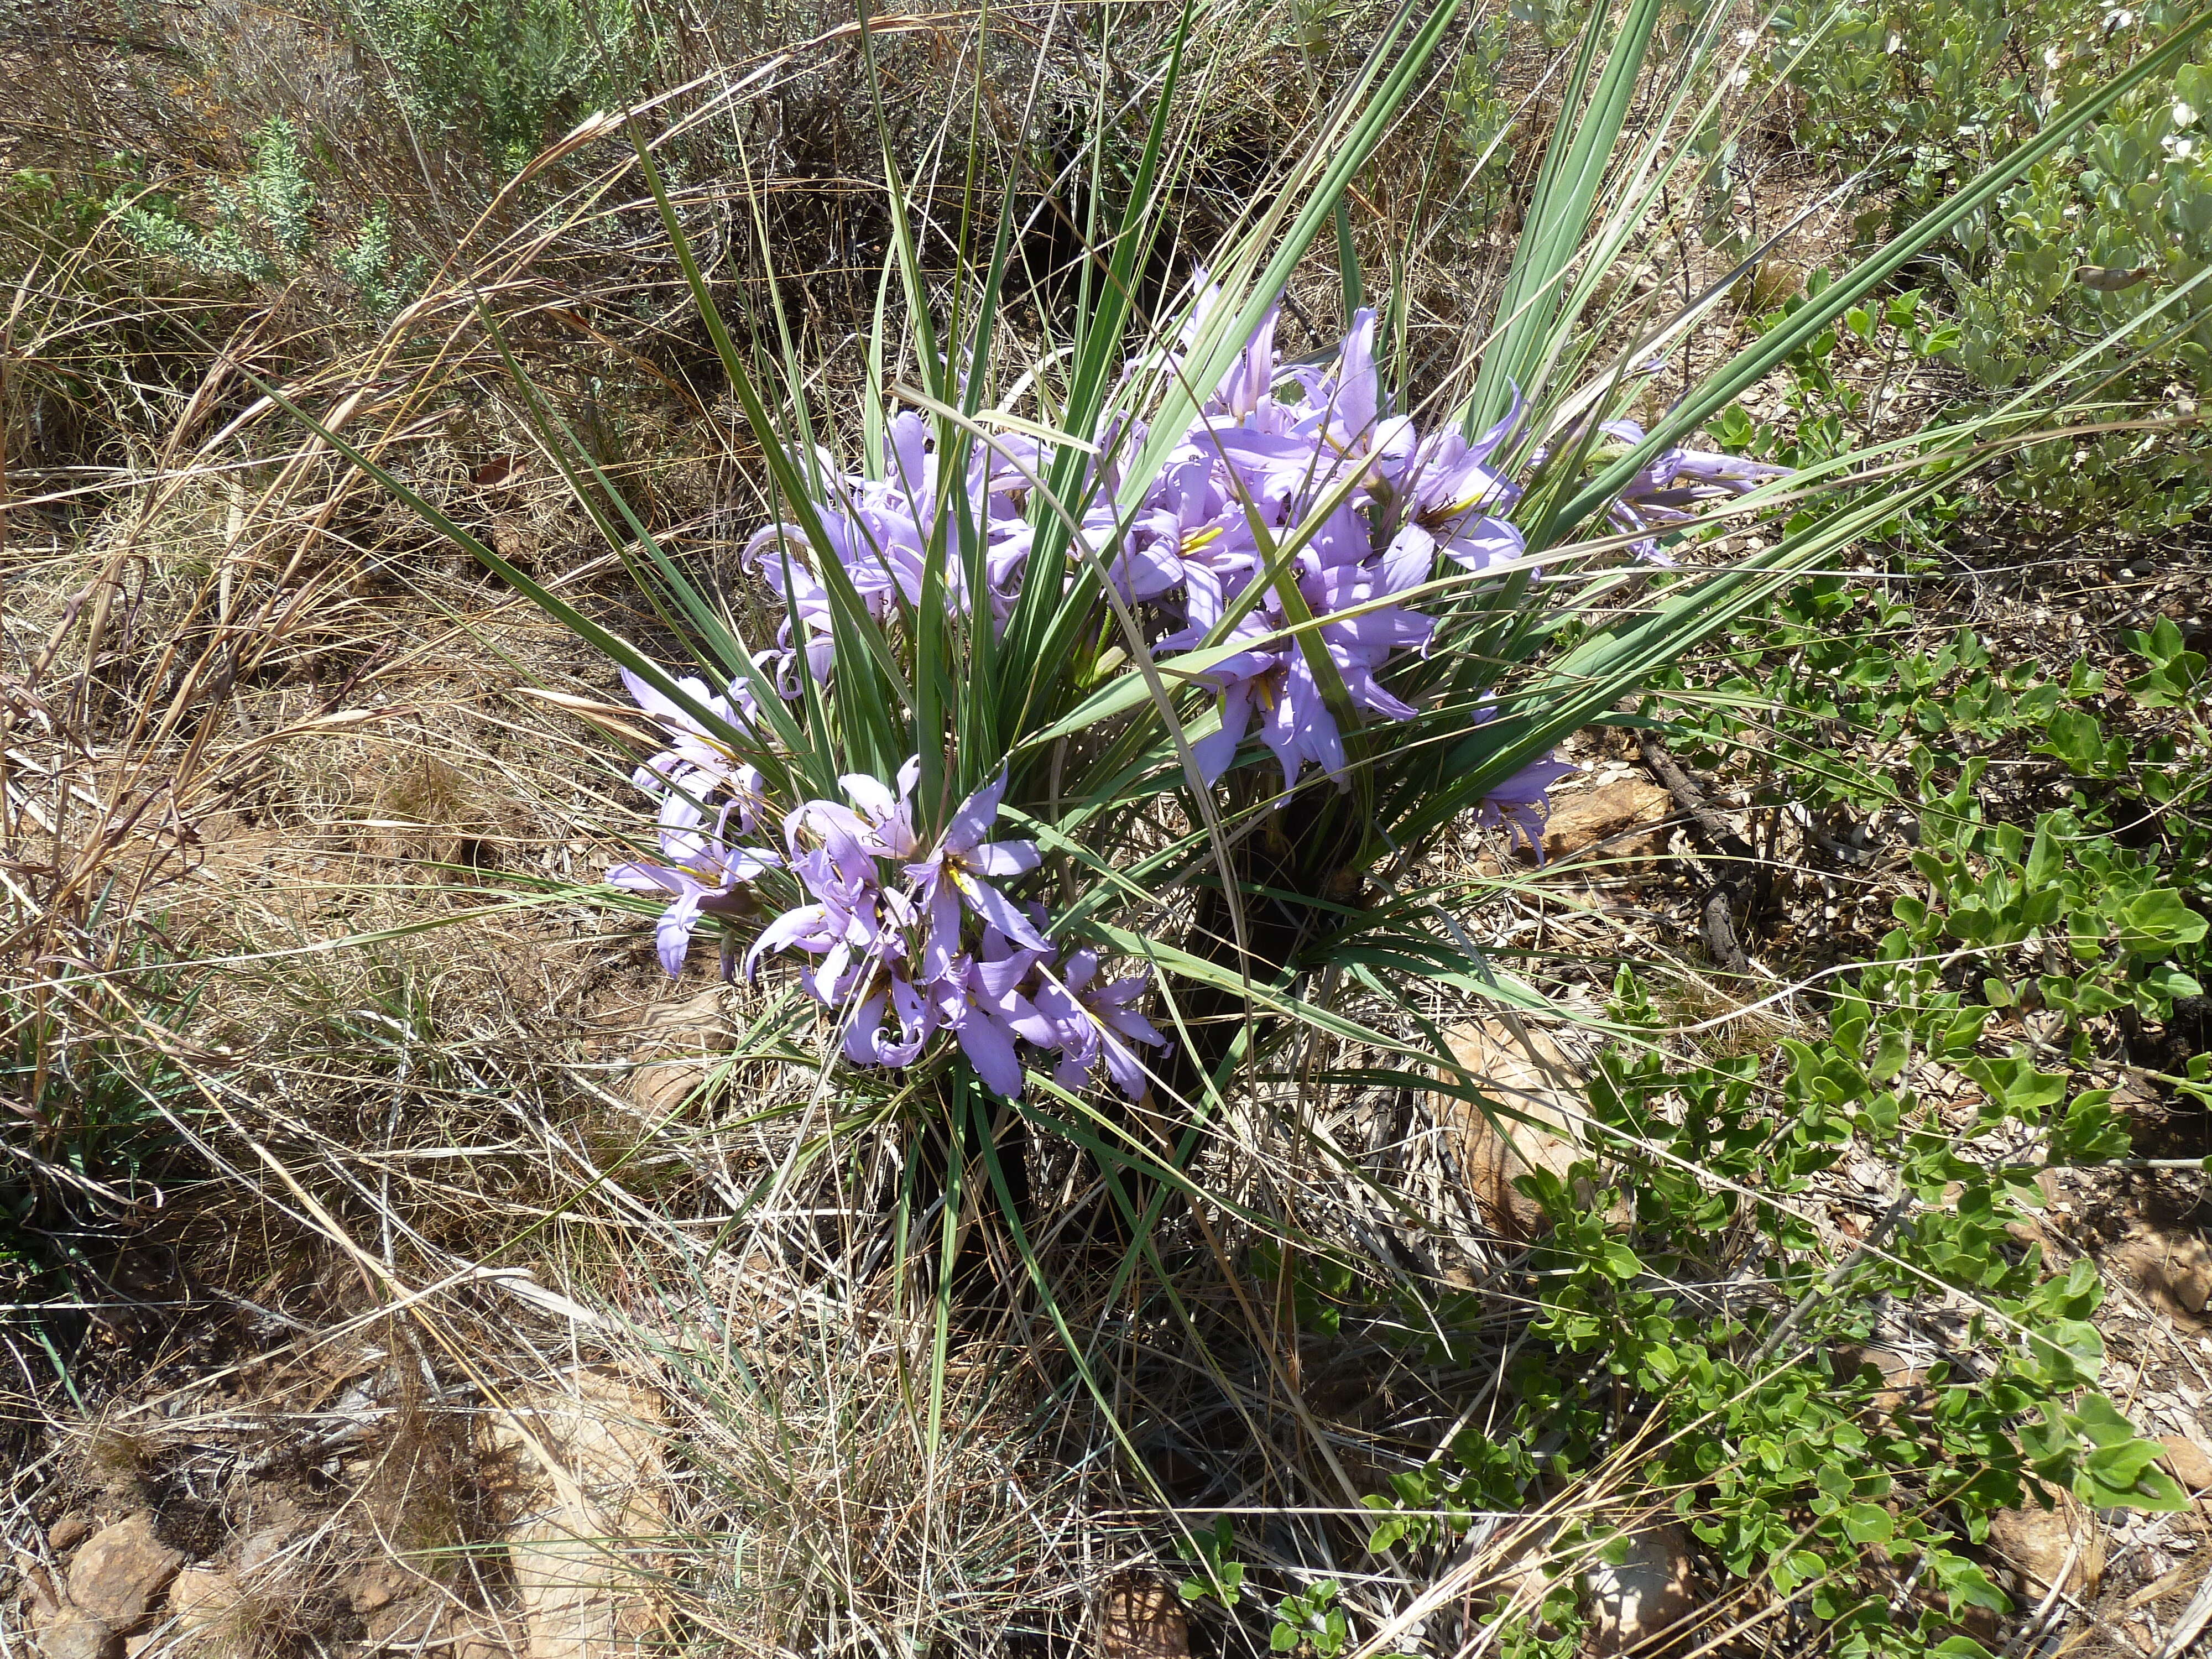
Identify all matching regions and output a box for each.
[1638,729,1758,980]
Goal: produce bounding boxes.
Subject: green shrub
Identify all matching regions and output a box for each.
[1764,1,2212,533]
[343,0,639,173]
[107,117,422,316]
[1280,587,2208,1659]
[111,116,314,282]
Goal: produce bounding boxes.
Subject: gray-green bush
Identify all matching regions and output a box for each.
[342,0,638,171]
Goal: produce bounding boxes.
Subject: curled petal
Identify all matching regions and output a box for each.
[841,771,901,823]
[1188,679,1258,789]
[749,902,832,973]
[843,993,890,1066]
[654,891,704,977]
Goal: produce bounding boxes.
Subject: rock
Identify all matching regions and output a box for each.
[2115,1229,2212,1319]
[624,990,733,1114]
[1585,1523,1699,1656]
[1484,1532,1567,1631]
[47,1515,92,1553]
[65,1515,182,1633]
[1093,1578,1190,1659]
[1541,780,1676,865]
[485,1370,667,1659]
[455,1616,523,1659]
[347,1567,406,1614]
[20,1557,64,1621]
[625,1056,717,1116]
[236,1527,294,1578]
[1986,1493,2104,1599]
[2159,1434,2212,1495]
[1433,1021,1626,1240]
[36,1610,121,1659]
[165,1568,241,1644]
[363,1592,440,1646]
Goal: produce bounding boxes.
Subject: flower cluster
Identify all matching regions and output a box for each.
[738,285,1776,791]
[612,707,1164,1098]
[756,761,1164,1099]
[741,295,1530,790]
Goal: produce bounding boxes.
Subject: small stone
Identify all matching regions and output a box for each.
[485,1370,668,1659]
[166,1567,241,1641]
[625,1057,715,1115]
[1586,1523,1699,1655]
[624,989,735,1113]
[455,1619,521,1659]
[364,1592,437,1646]
[347,1567,408,1614]
[1835,1345,1932,1418]
[1486,1530,1568,1632]
[36,1611,122,1659]
[65,1516,183,1634]
[1093,1578,1191,1659]
[1986,1493,2104,1599]
[2159,1434,2212,1494]
[46,1515,92,1553]
[235,1527,292,1577]
[18,1554,63,1621]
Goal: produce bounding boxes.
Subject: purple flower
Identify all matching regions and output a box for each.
[1387,401,1528,579]
[1034,948,1167,1100]
[904,769,1048,971]
[1464,709,1576,853]
[926,940,1053,1097]
[620,667,763,801]
[714,758,1170,1099]
[609,787,781,975]
[609,283,1802,1087]
[1593,419,1791,564]
[753,767,925,997]
[844,970,932,1068]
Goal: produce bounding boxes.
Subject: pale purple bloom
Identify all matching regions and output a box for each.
[927,943,1051,1098]
[1592,418,1791,564]
[620,667,758,800]
[1465,709,1577,854]
[1387,400,1528,579]
[609,787,780,975]
[1034,947,1168,1099]
[904,770,1048,971]
[1477,753,1575,852]
[710,758,1164,1098]
[845,972,931,1068]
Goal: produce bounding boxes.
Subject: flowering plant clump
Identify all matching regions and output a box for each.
[605,283,1781,1097]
